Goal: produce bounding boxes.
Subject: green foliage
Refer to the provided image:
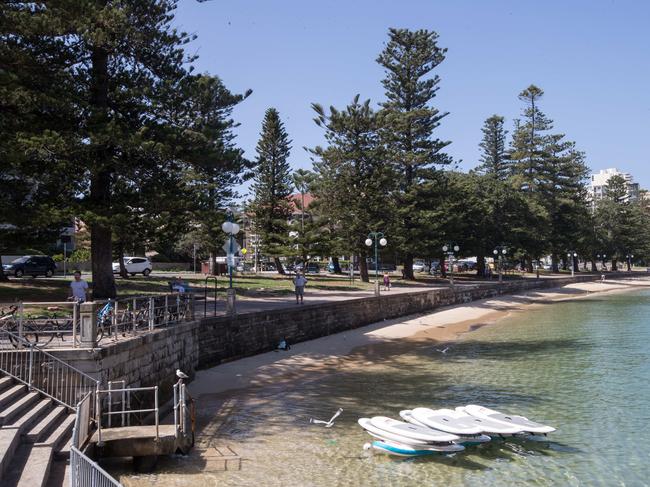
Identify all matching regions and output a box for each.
[309,95,394,281]
[1,1,250,294]
[376,28,452,278]
[248,108,294,272]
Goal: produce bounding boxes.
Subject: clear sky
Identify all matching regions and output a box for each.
[174,0,650,195]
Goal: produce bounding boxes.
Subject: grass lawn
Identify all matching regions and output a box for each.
[0,272,390,303]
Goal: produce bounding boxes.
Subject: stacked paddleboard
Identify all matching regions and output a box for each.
[359,405,555,457]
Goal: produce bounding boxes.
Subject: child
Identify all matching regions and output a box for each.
[383,272,391,291]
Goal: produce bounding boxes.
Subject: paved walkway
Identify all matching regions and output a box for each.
[195,278,507,318]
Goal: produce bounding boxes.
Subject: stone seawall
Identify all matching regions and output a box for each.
[52,273,627,399]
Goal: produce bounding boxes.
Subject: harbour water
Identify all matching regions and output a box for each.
[116,290,650,486]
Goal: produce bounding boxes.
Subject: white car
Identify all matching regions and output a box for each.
[112,257,152,276]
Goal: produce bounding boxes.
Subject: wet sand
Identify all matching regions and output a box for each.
[189,277,650,399]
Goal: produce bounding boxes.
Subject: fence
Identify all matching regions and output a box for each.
[95,385,159,444]
[0,293,193,349]
[70,446,122,487]
[0,329,99,409]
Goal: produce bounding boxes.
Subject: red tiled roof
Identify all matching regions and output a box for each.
[289,193,314,212]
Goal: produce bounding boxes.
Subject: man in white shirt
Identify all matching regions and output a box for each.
[293,272,308,304]
[69,271,89,302]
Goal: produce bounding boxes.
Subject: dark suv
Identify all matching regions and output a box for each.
[2,255,57,278]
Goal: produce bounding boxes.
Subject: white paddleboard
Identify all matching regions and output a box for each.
[461,405,556,434]
[370,439,464,456]
[369,416,460,443]
[400,410,491,444]
[412,408,522,435]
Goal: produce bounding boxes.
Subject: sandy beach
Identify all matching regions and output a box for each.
[189,276,650,398]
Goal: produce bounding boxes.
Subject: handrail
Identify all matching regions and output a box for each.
[70,446,122,487]
[95,386,159,445]
[0,329,99,410]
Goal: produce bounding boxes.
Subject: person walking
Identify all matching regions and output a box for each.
[293,271,308,304]
[383,272,391,291]
[69,270,89,302]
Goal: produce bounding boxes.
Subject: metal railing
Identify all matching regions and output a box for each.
[173,380,193,439]
[0,293,194,349]
[0,329,99,409]
[70,446,122,487]
[95,385,159,445]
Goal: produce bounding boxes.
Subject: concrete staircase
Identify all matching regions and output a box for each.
[0,375,75,487]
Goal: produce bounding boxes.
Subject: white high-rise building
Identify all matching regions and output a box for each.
[589,168,639,203]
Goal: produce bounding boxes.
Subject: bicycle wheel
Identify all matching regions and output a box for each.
[19,321,40,347]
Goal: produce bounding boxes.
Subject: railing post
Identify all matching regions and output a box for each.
[72,302,79,347]
[28,345,34,389]
[164,295,169,324]
[113,300,119,335]
[149,297,155,330]
[176,294,181,322]
[188,293,195,321]
[96,385,103,446]
[132,297,137,332]
[79,302,98,348]
[154,385,159,440]
[173,382,179,436]
[18,301,24,344]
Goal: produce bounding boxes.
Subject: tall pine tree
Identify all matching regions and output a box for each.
[249,108,293,274]
[377,28,452,279]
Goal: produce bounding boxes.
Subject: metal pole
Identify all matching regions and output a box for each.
[375,238,379,283]
[63,242,67,277]
[72,302,78,347]
[498,255,503,283]
[193,243,197,274]
[154,386,160,440]
[449,253,454,288]
[229,233,233,289]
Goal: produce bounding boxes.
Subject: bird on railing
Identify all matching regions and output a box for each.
[176,369,189,380]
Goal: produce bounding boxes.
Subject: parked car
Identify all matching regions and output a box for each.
[112,256,152,276]
[412,263,429,273]
[367,262,397,272]
[2,255,57,278]
[305,263,320,274]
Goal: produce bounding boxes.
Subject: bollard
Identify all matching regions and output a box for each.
[374,280,380,297]
[226,288,236,316]
[79,302,98,348]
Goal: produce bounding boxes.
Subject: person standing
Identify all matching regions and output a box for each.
[383,272,391,291]
[293,271,308,304]
[69,270,90,302]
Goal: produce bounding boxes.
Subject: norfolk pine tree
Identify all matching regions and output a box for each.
[377,28,452,279]
[249,108,294,275]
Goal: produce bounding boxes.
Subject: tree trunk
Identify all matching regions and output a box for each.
[209,251,216,275]
[0,255,8,281]
[525,256,533,273]
[359,257,369,283]
[551,254,559,273]
[590,259,597,272]
[331,256,342,274]
[274,257,285,275]
[476,254,485,278]
[118,242,129,279]
[88,46,116,299]
[403,253,415,280]
[612,259,618,271]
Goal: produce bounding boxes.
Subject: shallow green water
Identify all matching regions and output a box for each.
[118,291,650,486]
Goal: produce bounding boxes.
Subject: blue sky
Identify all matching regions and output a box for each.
[174,0,650,196]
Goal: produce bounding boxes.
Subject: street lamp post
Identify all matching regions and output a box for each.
[492,246,507,283]
[567,251,577,277]
[597,253,607,271]
[222,210,240,315]
[626,253,634,273]
[442,244,460,288]
[365,232,387,296]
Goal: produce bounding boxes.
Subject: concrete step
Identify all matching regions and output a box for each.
[36,414,75,449]
[0,391,39,426]
[0,428,21,478]
[25,406,66,444]
[54,436,72,461]
[15,445,53,487]
[0,375,14,393]
[4,398,52,435]
[0,383,26,409]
